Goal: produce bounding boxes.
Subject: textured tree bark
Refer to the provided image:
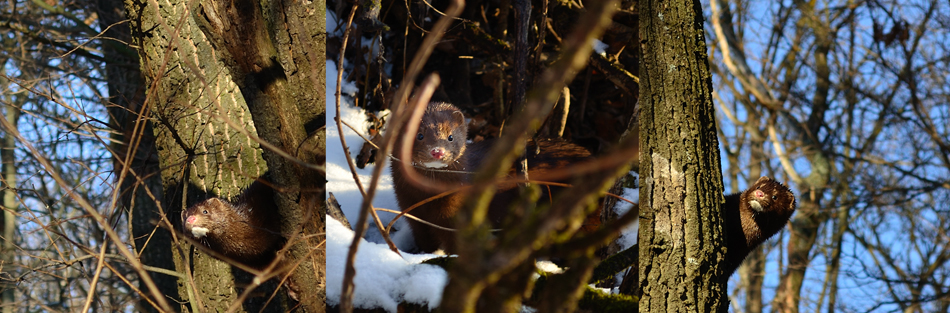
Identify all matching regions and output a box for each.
[96,0,178,309]
[0,101,20,313]
[637,0,727,311]
[123,0,303,310]
[190,0,326,309]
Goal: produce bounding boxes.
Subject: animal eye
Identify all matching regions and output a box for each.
[447,135,454,141]
[771,196,777,200]
[416,133,424,140]
[202,210,208,214]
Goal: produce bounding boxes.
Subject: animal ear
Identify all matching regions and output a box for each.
[453,110,465,126]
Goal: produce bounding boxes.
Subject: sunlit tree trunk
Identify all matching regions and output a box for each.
[189,0,327,309]
[0,99,20,313]
[123,0,326,310]
[637,0,726,311]
[124,0,270,308]
[95,0,178,309]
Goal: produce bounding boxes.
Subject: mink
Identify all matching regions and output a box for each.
[720,176,797,277]
[390,102,471,253]
[390,101,594,253]
[621,176,796,296]
[181,179,285,268]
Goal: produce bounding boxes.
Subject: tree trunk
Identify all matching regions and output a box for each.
[125,0,271,305]
[637,0,726,311]
[773,5,834,312]
[0,100,21,313]
[189,0,327,309]
[123,0,326,310]
[96,0,178,309]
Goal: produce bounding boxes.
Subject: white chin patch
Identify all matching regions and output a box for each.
[749,200,764,212]
[423,161,448,168]
[191,227,209,238]
[536,260,565,274]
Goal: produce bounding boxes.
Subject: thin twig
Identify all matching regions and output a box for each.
[0,107,174,312]
[381,182,635,236]
[340,1,464,311]
[333,4,400,255]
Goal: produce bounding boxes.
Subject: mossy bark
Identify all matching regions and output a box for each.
[123,0,326,310]
[637,0,726,311]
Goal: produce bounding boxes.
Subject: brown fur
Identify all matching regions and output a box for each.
[391,102,598,253]
[391,102,471,252]
[181,180,284,267]
[722,176,796,276]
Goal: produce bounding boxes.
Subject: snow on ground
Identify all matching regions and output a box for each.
[326,8,639,307]
[593,39,609,55]
[326,217,447,311]
[614,186,639,251]
[326,57,641,306]
[326,56,411,246]
[326,56,447,311]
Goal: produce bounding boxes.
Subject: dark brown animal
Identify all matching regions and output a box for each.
[181,179,284,267]
[620,176,796,296]
[721,176,796,276]
[390,102,471,253]
[390,102,595,253]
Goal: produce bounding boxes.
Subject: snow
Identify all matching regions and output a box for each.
[327,39,446,310]
[614,186,639,251]
[326,56,641,307]
[328,7,450,309]
[326,55,408,245]
[535,260,564,274]
[326,217,447,311]
[326,8,451,303]
[593,39,609,55]
[325,8,639,309]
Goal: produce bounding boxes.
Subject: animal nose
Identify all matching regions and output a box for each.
[430,148,445,159]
